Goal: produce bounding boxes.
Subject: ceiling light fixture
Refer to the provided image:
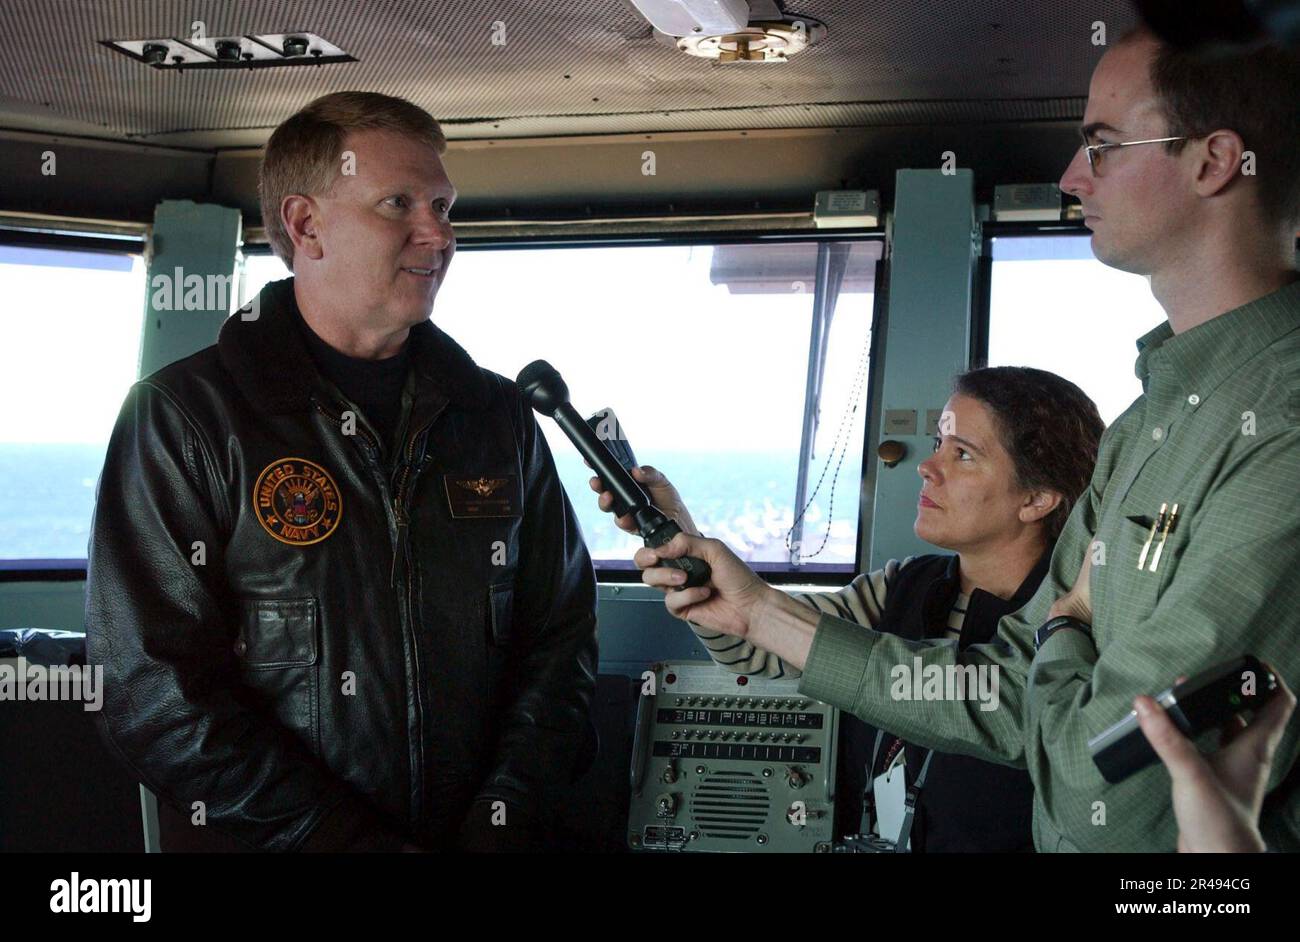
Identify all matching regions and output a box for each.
[101,32,354,70]
[630,2,827,63]
[673,18,826,61]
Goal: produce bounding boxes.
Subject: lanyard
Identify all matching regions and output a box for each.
[865,729,935,852]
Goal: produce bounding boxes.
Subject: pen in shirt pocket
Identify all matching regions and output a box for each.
[1129,502,1179,572]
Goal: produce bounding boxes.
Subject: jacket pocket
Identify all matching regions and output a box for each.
[238,597,318,667]
[487,582,515,647]
[236,597,321,756]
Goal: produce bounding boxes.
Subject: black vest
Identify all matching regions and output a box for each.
[835,552,1048,852]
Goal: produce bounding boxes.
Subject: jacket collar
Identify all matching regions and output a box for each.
[927,549,1052,647]
[934,549,1049,605]
[218,277,491,415]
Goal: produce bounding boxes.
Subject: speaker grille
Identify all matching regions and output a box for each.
[691,771,770,840]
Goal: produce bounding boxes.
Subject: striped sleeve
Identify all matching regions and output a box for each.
[687,557,913,679]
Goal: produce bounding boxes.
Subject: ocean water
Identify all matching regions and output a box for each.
[0,443,862,567]
[0,443,108,560]
[550,449,861,567]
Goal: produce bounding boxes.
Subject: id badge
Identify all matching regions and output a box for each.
[872,757,910,850]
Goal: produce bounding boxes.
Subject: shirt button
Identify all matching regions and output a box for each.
[1152,427,1164,441]
[233,638,248,656]
[1187,394,1200,406]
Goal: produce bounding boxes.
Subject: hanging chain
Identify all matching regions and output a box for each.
[786,323,872,561]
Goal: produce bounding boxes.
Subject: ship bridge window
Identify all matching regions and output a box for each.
[983,232,1167,425]
[0,237,146,566]
[443,238,882,578]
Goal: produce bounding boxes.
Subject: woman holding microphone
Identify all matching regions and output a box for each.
[592,366,1104,851]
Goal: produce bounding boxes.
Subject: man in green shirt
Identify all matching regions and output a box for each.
[634,29,1300,851]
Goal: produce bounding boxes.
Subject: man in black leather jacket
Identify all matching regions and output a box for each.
[84,92,598,852]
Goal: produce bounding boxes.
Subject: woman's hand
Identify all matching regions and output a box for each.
[1049,541,1096,623]
[1136,669,1295,853]
[634,531,775,639]
[589,465,701,537]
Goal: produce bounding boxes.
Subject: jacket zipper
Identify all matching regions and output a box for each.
[392,420,435,826]
[312,396,435,828]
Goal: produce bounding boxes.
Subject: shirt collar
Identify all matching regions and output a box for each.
[294,300,411,382]
[1133,279,1300,396]
[1133,321,1174,390]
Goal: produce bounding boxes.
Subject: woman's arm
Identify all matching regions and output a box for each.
[589,465,907,676]
[691,561,909,678]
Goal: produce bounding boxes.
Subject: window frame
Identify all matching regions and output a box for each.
[0,225,146,256]
[971,220,1091,371]
[445,228,887,586]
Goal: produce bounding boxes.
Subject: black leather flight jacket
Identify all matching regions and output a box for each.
[85,278,598,851]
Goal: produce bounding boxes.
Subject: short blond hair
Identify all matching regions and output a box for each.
[258,91,447,267]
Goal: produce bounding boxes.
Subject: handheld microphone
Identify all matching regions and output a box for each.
[516,360,712,589]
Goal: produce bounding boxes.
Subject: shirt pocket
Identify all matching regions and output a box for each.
[235,597,321,757]
[1098,495,1187,625]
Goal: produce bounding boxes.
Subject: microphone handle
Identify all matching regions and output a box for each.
[641,517,713,589]
[552,402,647,512]
[550,403,712,589]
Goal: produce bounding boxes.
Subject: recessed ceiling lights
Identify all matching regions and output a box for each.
[101,32,355,70]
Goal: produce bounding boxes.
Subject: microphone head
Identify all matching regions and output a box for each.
[516,359,570,416]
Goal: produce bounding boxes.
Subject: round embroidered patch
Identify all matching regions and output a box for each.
[253,457,342,545]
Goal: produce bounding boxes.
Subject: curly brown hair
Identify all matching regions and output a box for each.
[952,367,1105,543]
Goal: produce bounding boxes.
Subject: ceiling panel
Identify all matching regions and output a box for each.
[0,0,1139,147]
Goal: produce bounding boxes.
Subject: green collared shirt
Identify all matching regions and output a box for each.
[799,278,1300,852]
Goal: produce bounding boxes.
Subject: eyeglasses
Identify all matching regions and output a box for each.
[1081,134,1189,175]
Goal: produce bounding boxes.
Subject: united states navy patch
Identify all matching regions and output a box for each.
[254,458,342,545]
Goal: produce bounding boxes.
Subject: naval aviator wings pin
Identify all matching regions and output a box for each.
[443,474,521,518]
